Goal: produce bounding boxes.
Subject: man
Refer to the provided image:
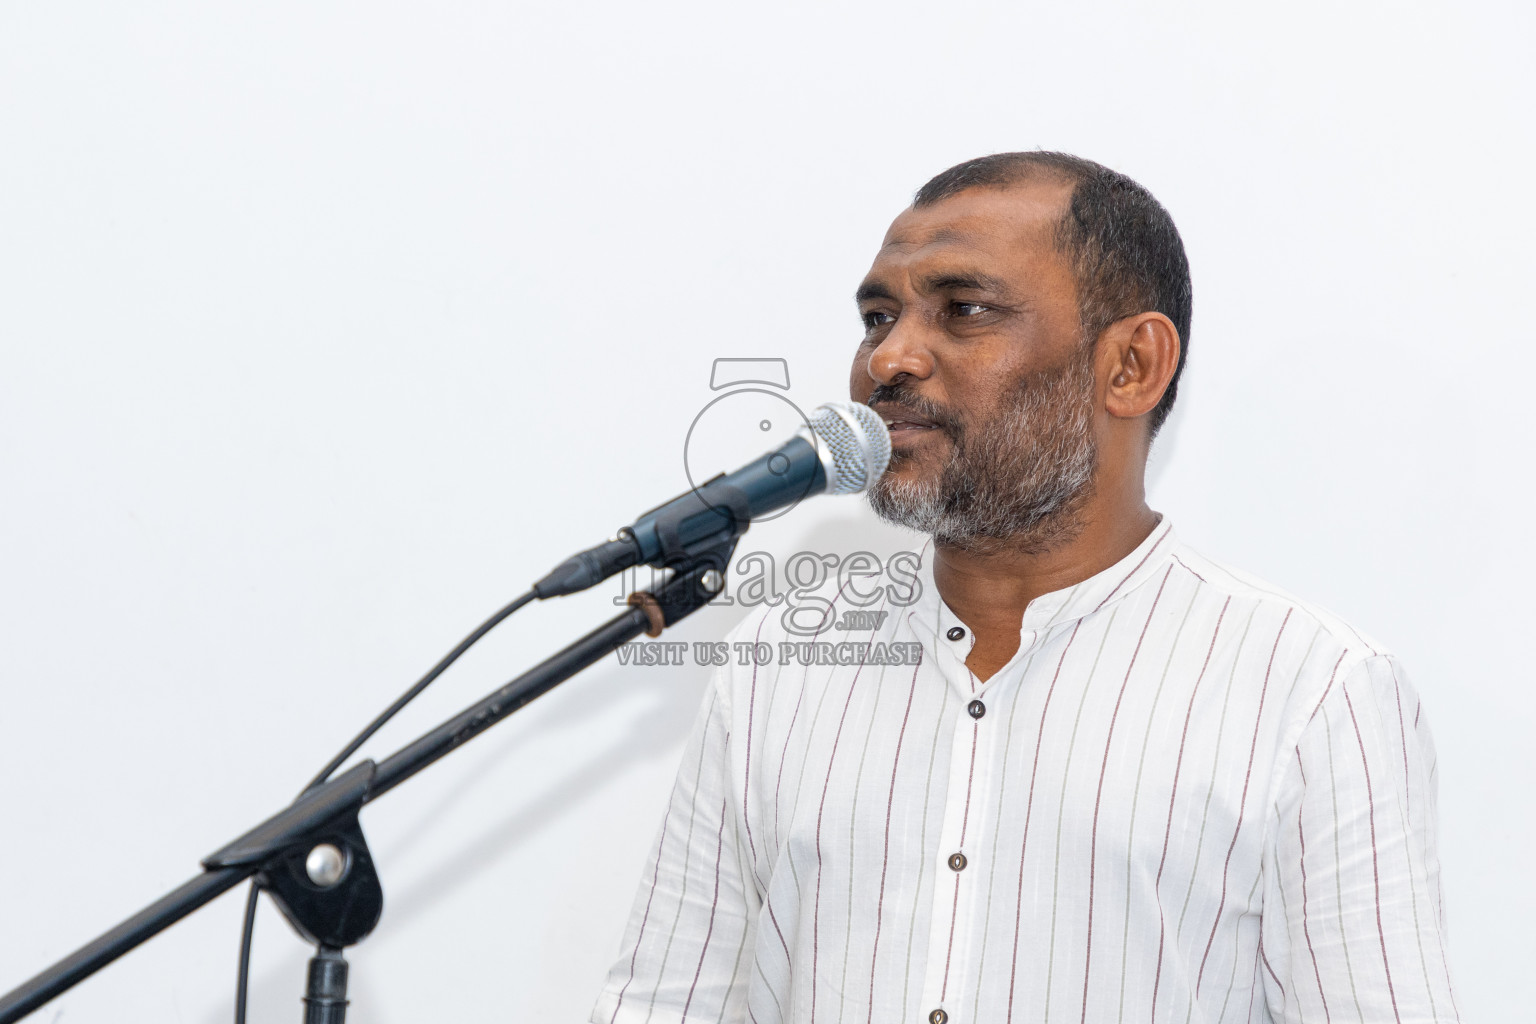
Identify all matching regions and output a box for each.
[590,153,1458,1024]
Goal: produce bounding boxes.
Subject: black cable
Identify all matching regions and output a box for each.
[301,590,537,793]
[232,588,539,1022]
[234,881,260,1024]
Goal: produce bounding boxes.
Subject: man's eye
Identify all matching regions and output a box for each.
[862,310,896,330]
[953,302,989,317]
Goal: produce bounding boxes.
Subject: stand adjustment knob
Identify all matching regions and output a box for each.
[305,844,347,888]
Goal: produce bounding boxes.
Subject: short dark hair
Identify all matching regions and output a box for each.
[914,152,1192,436]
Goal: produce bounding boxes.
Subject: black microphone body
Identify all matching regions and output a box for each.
[533,435,826,599]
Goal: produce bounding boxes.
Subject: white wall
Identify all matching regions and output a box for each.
[1,2,1529,1021]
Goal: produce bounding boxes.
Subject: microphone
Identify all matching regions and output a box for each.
[533,401,891,598]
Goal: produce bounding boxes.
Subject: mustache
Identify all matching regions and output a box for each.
[866,383,960,432]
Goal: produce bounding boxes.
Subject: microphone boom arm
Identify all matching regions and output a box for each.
[0,542,739,1024]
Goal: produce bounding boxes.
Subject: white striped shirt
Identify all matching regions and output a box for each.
[591,520,1459,1024]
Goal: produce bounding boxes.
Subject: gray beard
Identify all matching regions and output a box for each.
[866,349,1099,553]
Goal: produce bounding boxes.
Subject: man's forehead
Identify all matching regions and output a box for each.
[875,182,1072,261]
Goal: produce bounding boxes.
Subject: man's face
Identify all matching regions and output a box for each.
[849,182,1102,549]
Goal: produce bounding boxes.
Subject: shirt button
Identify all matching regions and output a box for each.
[967,699,986,719]
[948,852,967,871]
[929,1010,948,1024]
[946,626,965,641]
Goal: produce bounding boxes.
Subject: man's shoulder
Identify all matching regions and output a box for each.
[1165,537,1417,766]
[1166,536,1394,661]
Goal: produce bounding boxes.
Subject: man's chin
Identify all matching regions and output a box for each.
[866,467,946,533]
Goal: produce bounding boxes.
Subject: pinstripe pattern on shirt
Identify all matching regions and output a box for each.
[593,523,1459,1024]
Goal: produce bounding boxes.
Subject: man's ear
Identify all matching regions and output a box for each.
[1101,312,1180,421]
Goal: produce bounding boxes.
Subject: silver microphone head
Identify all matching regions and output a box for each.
[799,401,892,496]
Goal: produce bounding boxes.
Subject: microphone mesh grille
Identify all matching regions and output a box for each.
[809,402,892,495]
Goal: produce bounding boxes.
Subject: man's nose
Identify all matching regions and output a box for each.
[865,316,937,386]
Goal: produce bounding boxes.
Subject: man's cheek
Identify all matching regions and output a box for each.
[848,366,874,403]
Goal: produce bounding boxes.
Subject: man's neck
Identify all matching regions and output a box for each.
[933,502,1161,682]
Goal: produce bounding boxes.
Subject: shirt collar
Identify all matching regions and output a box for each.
[905,517,1178,645]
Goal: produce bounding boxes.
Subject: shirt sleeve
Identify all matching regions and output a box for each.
[591,671,761,1024]
[1260,653,1460,1022]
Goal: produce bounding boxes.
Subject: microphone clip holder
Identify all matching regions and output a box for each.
[645,478,751,577]
[642,535,740,627]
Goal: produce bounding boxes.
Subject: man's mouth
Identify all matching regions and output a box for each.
[874,404,943,434]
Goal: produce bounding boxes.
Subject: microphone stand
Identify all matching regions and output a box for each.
[0,547,735,1024]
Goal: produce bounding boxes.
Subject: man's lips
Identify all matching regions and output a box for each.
[872,403,943,434]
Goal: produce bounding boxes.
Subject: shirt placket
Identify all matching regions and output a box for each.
[916,608,1000,1024]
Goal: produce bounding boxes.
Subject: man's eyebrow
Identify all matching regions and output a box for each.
[854,270,1015,304]
[918,270,1012,295]
[854,280,896,304]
